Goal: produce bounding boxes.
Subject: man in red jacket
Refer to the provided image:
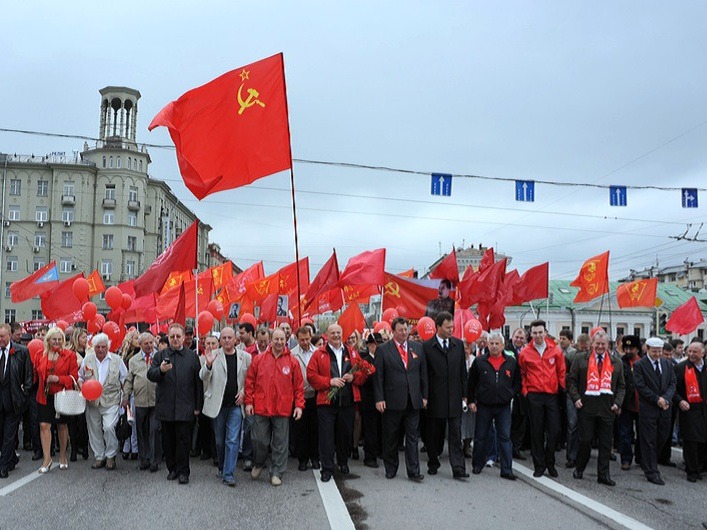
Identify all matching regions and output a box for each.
[244,328,304,486]
[518,319,566,478]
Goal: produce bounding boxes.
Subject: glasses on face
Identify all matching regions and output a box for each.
[169,335,183,339]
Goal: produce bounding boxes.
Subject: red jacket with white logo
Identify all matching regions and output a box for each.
[518,339,566,395]
[244,346,305,417]
[307,344,368,406]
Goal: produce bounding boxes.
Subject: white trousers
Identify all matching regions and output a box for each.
[86,403,120,460]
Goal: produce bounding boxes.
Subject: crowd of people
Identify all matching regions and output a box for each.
[0,316,705,492]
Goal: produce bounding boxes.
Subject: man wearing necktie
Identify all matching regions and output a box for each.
[633,337,676,485]
[567,330,625,486]
[373,317,428,481]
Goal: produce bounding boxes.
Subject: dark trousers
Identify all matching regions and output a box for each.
[427,416,465,474]
[658,405,679,463]
[576,412,613,478]
[618,409,641,465]
[293,397,319,464]
[317,405,353,475]
[67,413,88,456]
[193,415,213,457]
[473,404,513,475]
[361,408,382,462]
[381,402,420,477]
[162,420,191,477]
[0,407,21,472]
[511,394,529,453]
[638,411,671,479]
[22,385,41,451]
[135,407,161,466]
[526,392,560,471]
[683,439,707,476]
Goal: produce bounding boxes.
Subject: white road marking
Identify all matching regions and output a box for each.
[313,470,356,530]
[514,463,653,530]
[0,469,44,496]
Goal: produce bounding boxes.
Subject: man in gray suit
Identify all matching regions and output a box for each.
[373,317,427,482]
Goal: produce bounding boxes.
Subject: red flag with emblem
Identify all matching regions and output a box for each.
[570,251,610,303]
[161,270,193,294]
[616,278,658,308]
[429,248,459,284]
[382,273,437,319]
[666,296,704,334]
[85,269,106,298]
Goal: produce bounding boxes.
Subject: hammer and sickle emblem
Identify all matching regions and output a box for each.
[237,83,266,115]
[384,281,401,298]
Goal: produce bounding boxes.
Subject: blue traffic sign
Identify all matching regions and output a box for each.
[515,180,535,202]
[682,188,698,208]
[609,186,627,206]
[431,173,452,196]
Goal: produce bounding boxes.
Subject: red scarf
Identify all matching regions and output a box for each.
[685,365,702,404]
[585,352,613,396]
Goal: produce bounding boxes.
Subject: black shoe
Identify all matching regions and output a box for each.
[351,448,359,460]
[573,469,583,479]
[500,473,517,481]
[81,448,89,460]
[321,473,332,482]
[609,452,617,461]
[167,471,179,480]
[408,474,424,482]
[428,467,438,475]
[122,452,130,460]
[298,461,308,471]
[139,462,151,471]
[189,449,200,458]
[453,471,470,480]
[311,460,321,470]
[598,476,615,486]
[533,468,545,478]
[472,467,482,475]
[150,464,159,472]
[659,461,677,468]
[339,464,350,475]
[688,474,698,483]
[547,465,558,478]
[178,474,189,484]
[420,446,427,453]
[23,442,32,451]
[200,453,211,461]
[131,453,138,461]
[70,450,78,463]
[398,445,405,452]
[0,469,8,479]
[32,452,43,461]
[513,450,526,460]
[364,460,379,468]
[565,460,576,469]
[385,471,396,479]
[647,475,665,485]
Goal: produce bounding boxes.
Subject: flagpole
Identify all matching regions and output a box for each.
[194,268,199,348]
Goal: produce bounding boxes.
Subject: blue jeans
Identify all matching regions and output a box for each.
[473,404,513,475]
[213,406,243,482]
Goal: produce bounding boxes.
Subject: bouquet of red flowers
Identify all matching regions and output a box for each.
[326,356,376,402]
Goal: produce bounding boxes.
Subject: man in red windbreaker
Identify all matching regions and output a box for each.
[244,328,304,487]
[518,319,566,478]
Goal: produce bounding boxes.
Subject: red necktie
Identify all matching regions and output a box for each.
[145,353,150,366]
[397,343,408,369]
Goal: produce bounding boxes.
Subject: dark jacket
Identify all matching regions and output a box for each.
[422,336,467,418]
[359,350,377,411]
[1,342,33,414]
[567,351,625,418]
[373,340,427,411]
[467,352,521,407]
[147,346,203,422]
[621,354,639,412]
[672,361,707,443]
[633,355,676,418]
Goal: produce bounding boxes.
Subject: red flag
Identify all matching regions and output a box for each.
[479,248,495,271]
[120,294,157,324]
[666,296,704,335]
[209,262,233,290]
[149,53,292,200]
[382,273,438,320]
[259,293,279,323]
[277,258,309,297]
[133,221,199,297]
[570,251,610,303]
[472,258,507,305]
[342,284,379,304]
[224,262,264,303]
[302,251,339,310]
[514,262,549,304]
[156,284,182,322]
[429,248,459,284]
[452,307,476,339]
[616,278,658,308]
[397,268,416,278]
[40,273,84,320]
[338,303,366,341]
[184,277,213,317]
[488,270,522,329]
[10,261,59,303]
[312,289,344,316]
[174,283,187,326]
[161,270,193,294]
[340,249,386,287]
[85,269,106,297]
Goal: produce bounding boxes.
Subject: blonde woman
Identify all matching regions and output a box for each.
[119,329,140,460]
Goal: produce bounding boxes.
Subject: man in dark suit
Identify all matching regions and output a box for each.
[633,337,676,485]
[373,317,427,482]
[360,333,383,468]
[567,330,625,486]
[0,324,33,479]
[422,311,468,479]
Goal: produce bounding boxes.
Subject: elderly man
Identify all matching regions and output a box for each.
[672,340,707,482]
[244,328,304,486]
[147,323,203,485]
[79,333,128,471]
[619,335,642,471]
[291,326,320,472]
[279,322,297,350]
[0,324,32,479]
[568,331,625,486]
[122,332,161,472]
[633,337,676,485]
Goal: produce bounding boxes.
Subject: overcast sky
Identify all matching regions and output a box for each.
[3,1,707,283]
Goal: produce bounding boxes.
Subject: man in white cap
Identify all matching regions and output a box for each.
[632,337,676,485]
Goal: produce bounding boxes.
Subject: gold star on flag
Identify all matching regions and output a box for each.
[239,69,249,81]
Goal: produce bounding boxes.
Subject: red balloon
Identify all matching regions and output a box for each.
[240,312,257,328]
[81,379,103,401]
[72,278,90,301]
[373,321,392,334]
[121,293,133,310]
[417,316,436,340]
[28,338,44,358]
[463,319,483,343]
[207,299,224,321]
[105,286,123,310]
[197,311,215,333]
[82,302,97,321]
[395,305,407,318]
[102,321,119,345]
[55,320,69,331]
[382,308,399,325]
[94,313,106,327]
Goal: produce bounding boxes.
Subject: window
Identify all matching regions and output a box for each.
[36,207,48,222]
[127,236,137,251]
[37,180,48,196]
[62,208,74,222]
[102,156,106,168]
[616,326,625,337]
[116,156,121,168]
[102,234,114,250]
[31,310,43,320]
[5,282,11,298]
[633,326,642,338]
[6,231,19,246]
[101,260,112,276]
[129,186,138,202]
[127,157,131,170]
[34,232,46,247]
[59,259,73,273]
[4,309,16,324]
[139,160,143,172]
[63,181,75,196]
[128,212,137,227]
[105,184,116,200]
[103,212,115,225]
[8,206,20,221]
[109,156,113,168]
[125,260,136,276]
[6,256,18,272]
[581,326,590,335]
[33,258,46,271]
[9,179,21,195]
[61,231,73,248]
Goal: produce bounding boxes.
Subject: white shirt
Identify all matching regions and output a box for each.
[436,335,449,350]
[330,344,344,376]
[79,352,128,385]
[535,340,547,357]
[0,346,7,378]
[695,361,704,373]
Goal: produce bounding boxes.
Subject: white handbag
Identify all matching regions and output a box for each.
[54,376,87,416]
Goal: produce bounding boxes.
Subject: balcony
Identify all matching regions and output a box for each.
[102,198,116,208]
[128,200,141,211]
[61,194,75,206]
